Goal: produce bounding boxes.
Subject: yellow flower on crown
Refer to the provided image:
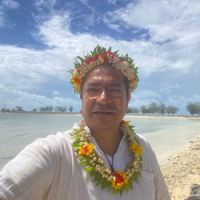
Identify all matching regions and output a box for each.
[69,45,139,94]
[71,76,82,86]
[129,143,143,156]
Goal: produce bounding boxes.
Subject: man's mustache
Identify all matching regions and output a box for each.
[92,104,117,112]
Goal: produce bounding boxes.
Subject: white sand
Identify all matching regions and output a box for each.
[161,135,200,200]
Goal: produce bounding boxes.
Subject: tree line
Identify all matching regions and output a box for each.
[126,101,180,115]
[1,102,200,116]
[185,102,200,116]
[126,101,200,116]
[1,105,74,113]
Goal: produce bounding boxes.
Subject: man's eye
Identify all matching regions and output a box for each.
[86,88,100,92]
[109,88,121,92]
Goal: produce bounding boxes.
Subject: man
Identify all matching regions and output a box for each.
[0,45,170,200]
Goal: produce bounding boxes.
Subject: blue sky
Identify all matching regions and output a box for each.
[0,0,200,115]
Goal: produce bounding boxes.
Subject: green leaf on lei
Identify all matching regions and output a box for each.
[85,166,95,172]
[132,173,139,184]
[101,179,110,189]
[95,177,106,187]
[92,173,102,182]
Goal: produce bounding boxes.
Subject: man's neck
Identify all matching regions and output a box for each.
[90,128,123,157]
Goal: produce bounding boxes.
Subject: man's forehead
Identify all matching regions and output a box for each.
[86,65,124,78]
[85,82,122,87]
[84,74,125,86]
[94,64,118,71]
[82,65,126,87]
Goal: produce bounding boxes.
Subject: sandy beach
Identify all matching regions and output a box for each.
[125,114,200,120]
[160,135,200,200]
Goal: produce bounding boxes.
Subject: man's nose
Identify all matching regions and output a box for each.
[96,88,111,104]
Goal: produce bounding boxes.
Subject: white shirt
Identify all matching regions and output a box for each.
[0,123,170,200]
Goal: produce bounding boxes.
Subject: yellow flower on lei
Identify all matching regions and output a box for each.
[120,120,129,127]
[71,120,143,194]
[129,143,143,156]
[111,170,128,190]
[79,143,94,156]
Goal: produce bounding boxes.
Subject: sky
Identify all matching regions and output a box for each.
[0,0,200,115]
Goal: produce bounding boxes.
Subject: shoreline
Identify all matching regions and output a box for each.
[160,134,200,200]
[126,114,200,120]
[1,112,200,119]
[1,112,199,199]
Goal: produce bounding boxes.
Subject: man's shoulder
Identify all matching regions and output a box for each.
[44,129,73,144]
[30,129,74,152]
[135,133,152,151]
[34,122,84,150]
[135,133,148,144]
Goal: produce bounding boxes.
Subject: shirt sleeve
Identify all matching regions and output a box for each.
[152,148,171,200]
[136,134,171,200]
[0,136,57,200]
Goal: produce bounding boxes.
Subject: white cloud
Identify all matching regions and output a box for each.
[167,94,200,106]
[128,89,163,109]
[2,0,19,9]
[164,94,200,114]
[103,0,200,76]
[103,16,121,32]
[0,0,19,28]
[108,0,117,4]
[132,90,161,100]
[79,0,89,5]
[128,98,159,110]
[0,45,71,92]
[1,85,82,111]
[0,11,4,27]
[53,90,61,96]
[1,7,198,111]
[129,93,200,114]
[29,5,200,79]
[34,0,56,10]
[185,94,200,103]
[104,0,200,43]
[159,83,181,95]
[1,0,199,113]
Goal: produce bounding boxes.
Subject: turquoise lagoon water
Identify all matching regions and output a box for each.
[0,113,200,170]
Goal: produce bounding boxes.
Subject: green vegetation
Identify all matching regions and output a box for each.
[1,101,200,116]
[1,105,75,113]
[186,102,200,116]
[127,101,200,116]
[127,101,180,115]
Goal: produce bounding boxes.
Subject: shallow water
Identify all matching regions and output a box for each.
[126,116,200,164]
[0,113,200,170]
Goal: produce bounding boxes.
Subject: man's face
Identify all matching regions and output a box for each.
[81,65,131,131]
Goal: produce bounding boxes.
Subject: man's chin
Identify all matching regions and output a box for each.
[90,115,119,128]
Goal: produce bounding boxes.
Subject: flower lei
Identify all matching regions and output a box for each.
[70,120,143,195]
[69,45,139,94]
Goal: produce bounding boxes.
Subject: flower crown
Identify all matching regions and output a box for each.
[69,45,139,94]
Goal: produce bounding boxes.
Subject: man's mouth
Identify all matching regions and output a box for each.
[93,110,115,115]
